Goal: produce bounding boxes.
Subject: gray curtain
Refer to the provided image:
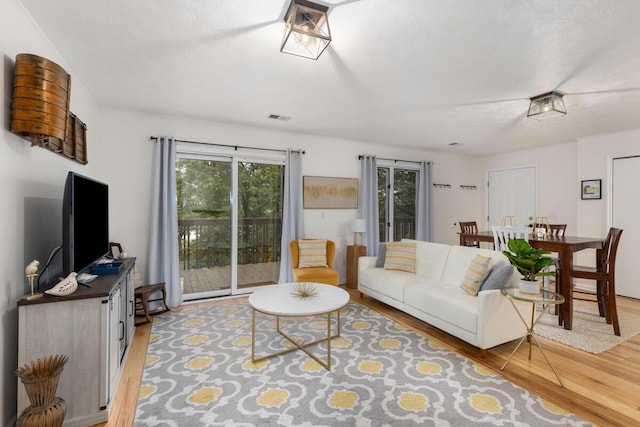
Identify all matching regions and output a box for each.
[360,155,380,256]
[278,149,304,283]
[416,161,433,241]
[148,137,181,308]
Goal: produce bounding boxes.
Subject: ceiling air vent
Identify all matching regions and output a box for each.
[268,114,291,121]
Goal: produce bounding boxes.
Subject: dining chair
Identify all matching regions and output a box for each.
[459,221,480,248]
[492,225,531,252]
[532,224,566,290]
[568,227,623,336]
[533,223,567,237]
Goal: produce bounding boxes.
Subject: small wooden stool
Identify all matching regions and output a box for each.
[135,283,170,326]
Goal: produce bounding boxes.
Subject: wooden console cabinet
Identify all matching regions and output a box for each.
[17,258,136,426]
[346,245,367,289]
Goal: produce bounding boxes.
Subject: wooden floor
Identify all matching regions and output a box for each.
[95,288,640,427]
[180,262,279,294]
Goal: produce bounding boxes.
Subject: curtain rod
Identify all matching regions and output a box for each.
[358,155,431,165]
[150,136,305,155]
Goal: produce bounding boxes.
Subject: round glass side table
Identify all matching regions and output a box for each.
[500,287,565,387]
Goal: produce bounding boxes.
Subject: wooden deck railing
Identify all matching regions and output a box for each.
[179,216,414,270]
[379,217,416,241]
[179,218,282,270]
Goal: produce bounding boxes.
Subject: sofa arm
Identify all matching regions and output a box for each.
[358,256,377,273]
[476,289,531,349]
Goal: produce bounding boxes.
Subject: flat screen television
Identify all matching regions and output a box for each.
[62,172,109,275]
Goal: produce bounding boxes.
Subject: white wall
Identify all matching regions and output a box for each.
[0,1,98,425]
[574,130,640,269]
[96,107,483,284]
[575,129,640,237]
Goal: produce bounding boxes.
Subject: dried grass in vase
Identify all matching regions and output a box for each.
[291,283,319,299]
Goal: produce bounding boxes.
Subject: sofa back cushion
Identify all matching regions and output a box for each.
[401,239,451,280]
[440,245,508,286]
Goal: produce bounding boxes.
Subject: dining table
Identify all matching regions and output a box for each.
[459,231,606,330]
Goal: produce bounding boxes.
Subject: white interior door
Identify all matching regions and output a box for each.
[487,166,537,228]
[612,156,640,298]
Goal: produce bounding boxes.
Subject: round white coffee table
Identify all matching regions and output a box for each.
[248,282,350,370]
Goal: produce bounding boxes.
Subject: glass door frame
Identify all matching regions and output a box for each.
[378,160,420,242]
[177,143,285,299]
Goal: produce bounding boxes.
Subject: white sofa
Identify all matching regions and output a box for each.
[358,239,528,350]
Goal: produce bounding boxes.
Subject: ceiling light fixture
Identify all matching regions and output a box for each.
[281,0,331,60]
[527,91,567,120]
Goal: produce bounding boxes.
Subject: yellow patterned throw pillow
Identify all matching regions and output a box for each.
[298,239,328,268]
[383,242,417,273]
[460,254,492,296]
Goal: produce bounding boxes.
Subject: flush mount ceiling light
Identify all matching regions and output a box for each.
[281,0,331,60]
[527,91,567,120]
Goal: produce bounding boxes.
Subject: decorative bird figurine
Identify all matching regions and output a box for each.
[25,259,39,275]
[45,272,78,297]
[24,259,42,300]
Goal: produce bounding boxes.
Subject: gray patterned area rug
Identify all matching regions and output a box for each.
[134,302,591,426]
[536,307,640,354]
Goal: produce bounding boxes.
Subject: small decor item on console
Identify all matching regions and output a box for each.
[291,282,319,299]
[108,242,128,260]
[44,273,78,297]
[24,259,43,300]
[91,261,123,275]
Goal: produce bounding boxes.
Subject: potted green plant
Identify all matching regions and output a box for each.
[502,239,556,293]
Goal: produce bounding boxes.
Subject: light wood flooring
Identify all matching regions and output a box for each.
[94,289,640,427]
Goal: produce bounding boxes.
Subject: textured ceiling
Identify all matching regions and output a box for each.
[16,0,640,155]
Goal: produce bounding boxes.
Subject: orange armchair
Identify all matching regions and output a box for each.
[290,239,340,286]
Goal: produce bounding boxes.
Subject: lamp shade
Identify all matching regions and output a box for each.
[350,219,367,233]
[527,91,566,120]
[281,0,331,60]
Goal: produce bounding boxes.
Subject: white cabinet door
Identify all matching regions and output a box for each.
[108,286,121,398]
[18,298,107,423]
[126,269,135,346]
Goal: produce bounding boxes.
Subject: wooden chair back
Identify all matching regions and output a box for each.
[459,221,479,247]
[533,223,567,237]
[570,227,623,335]
[492,225,531,252]
[598,227,623,275]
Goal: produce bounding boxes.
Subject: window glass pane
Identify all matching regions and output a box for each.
[237,162,284,287]
[177,159,232,295]
[377,168,389,241]
[393,169,417,240]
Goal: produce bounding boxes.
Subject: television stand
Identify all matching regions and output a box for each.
[17,258,136,426]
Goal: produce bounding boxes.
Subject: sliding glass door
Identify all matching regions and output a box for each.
[237,161,283,288]
[176,152,284,299]
[378,165,418,242]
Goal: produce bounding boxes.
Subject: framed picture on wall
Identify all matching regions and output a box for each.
[581,179,602,200]
[303,176,358,209]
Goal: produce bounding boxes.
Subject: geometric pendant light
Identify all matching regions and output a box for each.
[527,91,567,120]
[281,0,331,60]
